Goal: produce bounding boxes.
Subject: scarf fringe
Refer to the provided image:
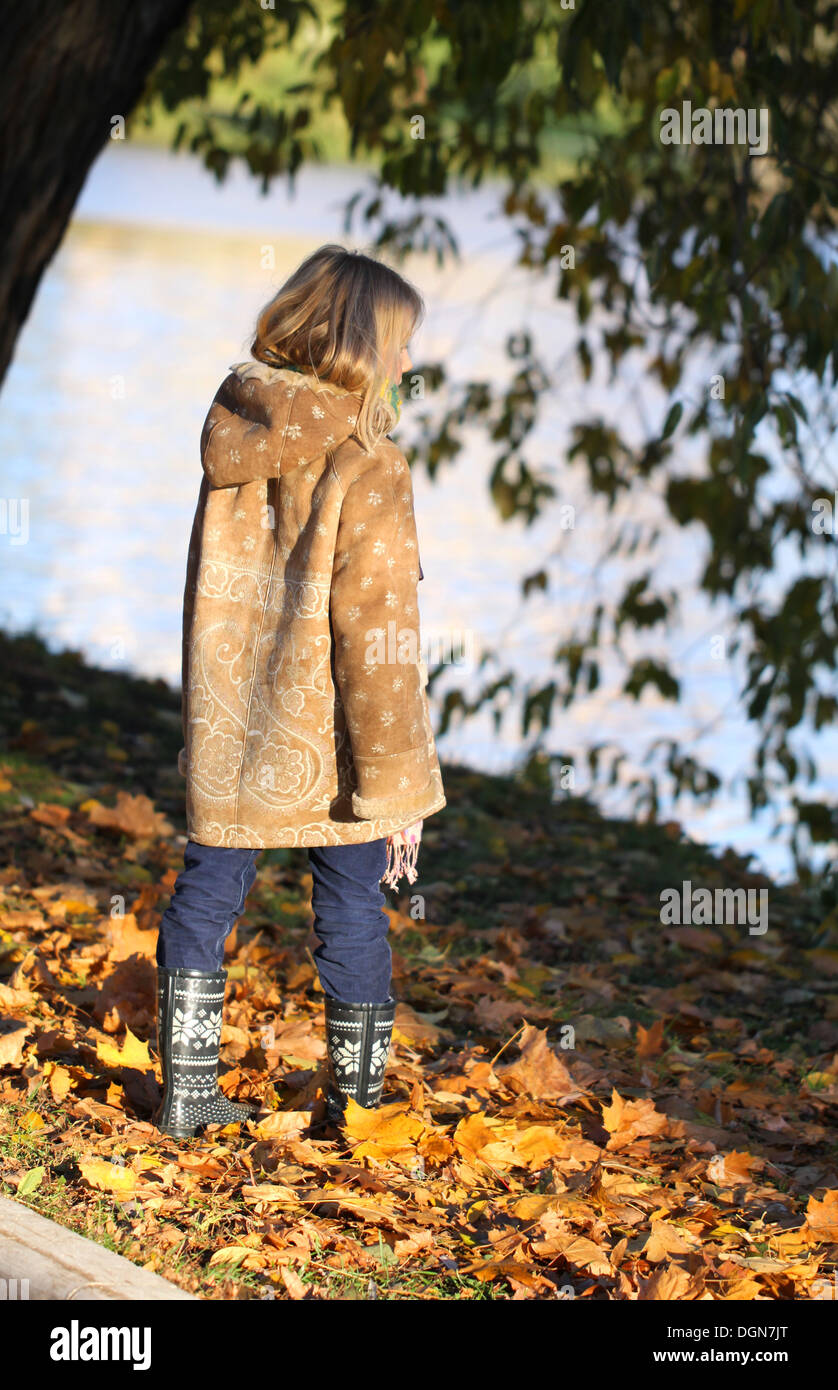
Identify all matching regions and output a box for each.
[382,836,420,891]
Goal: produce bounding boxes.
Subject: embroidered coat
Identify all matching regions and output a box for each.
[177,359,446,848]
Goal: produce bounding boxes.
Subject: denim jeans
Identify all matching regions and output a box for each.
[156,837,391,1004]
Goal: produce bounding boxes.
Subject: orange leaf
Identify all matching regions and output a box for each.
[636,1019,665,1058]
[804,1190,838,1242]
[280,1265,308,1299]
[87,792,173,840]
[601,1089,669,1149]
[497,1023,579,1100]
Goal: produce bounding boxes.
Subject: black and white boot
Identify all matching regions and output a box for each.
[322,994,396,1124]
[156,965,258,1138]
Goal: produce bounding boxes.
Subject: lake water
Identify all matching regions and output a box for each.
[1,143,835,882]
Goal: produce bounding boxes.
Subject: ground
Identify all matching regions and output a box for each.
[0,629,836,1300]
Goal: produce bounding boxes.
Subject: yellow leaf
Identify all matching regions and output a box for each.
[79,1156,137,1195]
[46,1063,74,1102]
[511,1193,561,1222]
[19,1109,45,1131]
[209,1246,254,1268]
[96,1027,151,1070]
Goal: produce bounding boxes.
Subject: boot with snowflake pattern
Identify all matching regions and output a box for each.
[321,994,397,1125]
[155,966,259,1138]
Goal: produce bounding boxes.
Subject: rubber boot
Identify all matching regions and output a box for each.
[322,994,397,1125]
[155,965,258,1138]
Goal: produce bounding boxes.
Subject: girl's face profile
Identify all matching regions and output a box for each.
[386,320,413,384]
[396,341,413,383]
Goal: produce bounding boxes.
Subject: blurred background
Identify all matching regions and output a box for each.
[2,0,837,883]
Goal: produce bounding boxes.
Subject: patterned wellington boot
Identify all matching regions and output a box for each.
[321,994,397,1125]
[155,966,258,1138]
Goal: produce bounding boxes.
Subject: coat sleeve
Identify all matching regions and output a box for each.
[331,446,434,823]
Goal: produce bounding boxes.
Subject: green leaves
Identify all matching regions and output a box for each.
[18,1166,45,1196]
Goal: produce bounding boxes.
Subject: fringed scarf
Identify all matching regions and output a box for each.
[381,833,420,891]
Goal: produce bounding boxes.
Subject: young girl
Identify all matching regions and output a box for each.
[155,244,446,1138]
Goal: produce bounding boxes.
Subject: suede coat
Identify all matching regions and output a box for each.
[178,359,446,848]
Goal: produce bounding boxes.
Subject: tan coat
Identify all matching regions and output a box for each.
[177,360,446,848]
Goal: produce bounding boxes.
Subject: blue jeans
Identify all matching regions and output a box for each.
[156,838,392,1004]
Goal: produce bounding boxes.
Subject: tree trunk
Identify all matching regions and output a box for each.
[0,0,192,386]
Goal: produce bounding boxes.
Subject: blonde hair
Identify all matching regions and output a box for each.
[251,244,424,452]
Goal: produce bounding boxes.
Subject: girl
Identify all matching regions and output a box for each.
[155,245,446,1138]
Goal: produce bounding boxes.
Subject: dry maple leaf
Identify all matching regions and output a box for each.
[96,1027,152,1071]
[344,1098,426,1164]
[496,1022,578,1100]
[45,1062,75,1102]
[482,1124,568,1171]
[636,1018,665,1058]
[78,1156,138,1196]
[254,1112,311,1142]
[280,1265,308,1299]
[106,912,158,962]
[803,1189,838,1242]
[86,792,173,841]
[393,1001,442,1046]
[267,1017,326,1064]
[637,1261,700,1300]
[0,1021,30,1068]
[601,1089,669,1149]
[706,1150,760,1185]
[643,1220,700,1262]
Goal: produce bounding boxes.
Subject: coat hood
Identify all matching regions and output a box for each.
[201,359,364,485]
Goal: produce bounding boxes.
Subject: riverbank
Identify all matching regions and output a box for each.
[0,630,835,1300]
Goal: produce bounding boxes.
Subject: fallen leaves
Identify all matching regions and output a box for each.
[79,1155,138,1195]
[0,647,836,1302]
[496,1022,579,1100]
[96,1027,152,1071]
[601,1090,670,1149]
[84,792,173,840]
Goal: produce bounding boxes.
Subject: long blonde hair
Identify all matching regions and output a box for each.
[251,244,424,452]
